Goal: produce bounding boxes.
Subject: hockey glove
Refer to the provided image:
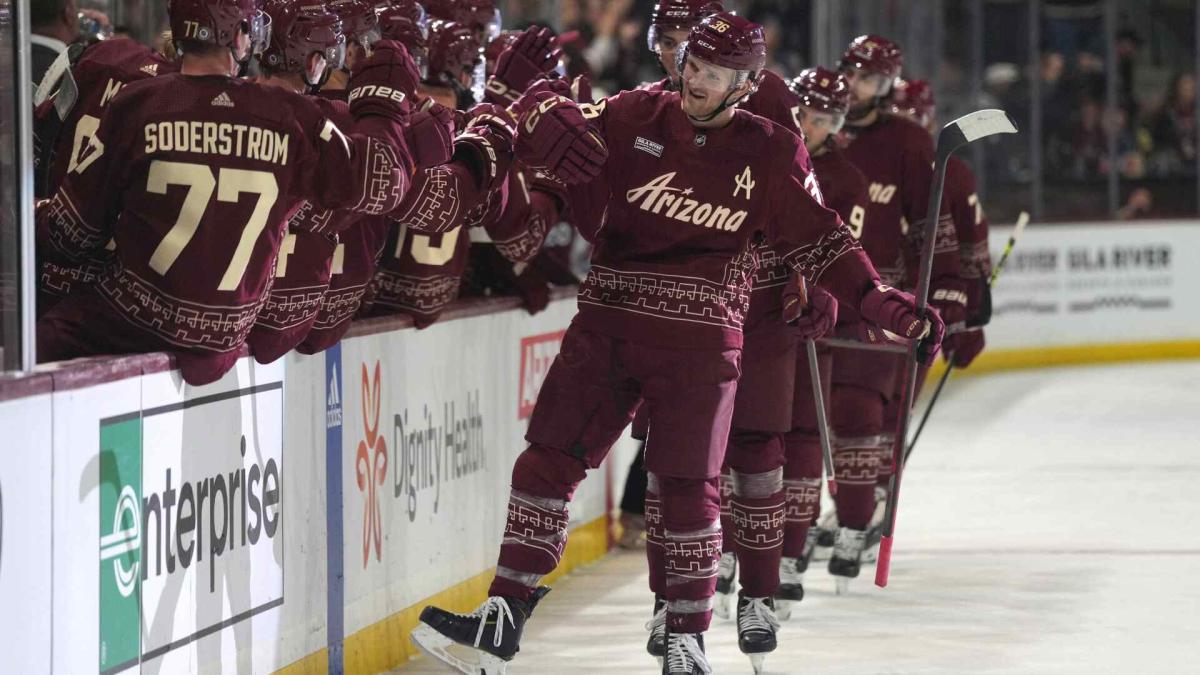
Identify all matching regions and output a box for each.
[782,275,837,340]
[944,328,985,369]
[404,99,457,169]
[514,90,608,185]
[486,26,563,105]
[858,284,946,364]
[929,277,970,329]
[455,103,517,193]
[348,39,422,120]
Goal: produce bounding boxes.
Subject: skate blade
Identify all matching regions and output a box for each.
[411,623,508,675]
[713,590,734,620]
[750,653,767,674]
[774,599,794,621]
[835,577,851,595]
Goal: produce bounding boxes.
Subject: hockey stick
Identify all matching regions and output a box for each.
[875,109,1018,588]
[902,211,1030,465]
[806,338,838,496]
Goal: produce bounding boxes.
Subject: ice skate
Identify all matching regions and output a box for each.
[645,595,667,665]
[829,526,866,594]
[713,552,738,620]
[662,632,711,674]
[774,556,805,621]
[863,486,888,563]
[736,594,780,674]
[812,508,838,561]
[411,588,550,674]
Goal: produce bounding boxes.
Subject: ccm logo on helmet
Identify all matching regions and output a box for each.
[348,85,407,104]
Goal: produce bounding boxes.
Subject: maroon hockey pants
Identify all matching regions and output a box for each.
[489,322,739,634]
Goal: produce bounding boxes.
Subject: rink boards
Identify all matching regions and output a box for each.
[2,219,1200,675]
[0,296,639,675]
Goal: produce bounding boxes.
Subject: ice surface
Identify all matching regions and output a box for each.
[398,361,1200,674]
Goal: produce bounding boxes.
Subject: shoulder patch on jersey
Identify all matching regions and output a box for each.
[211,91,234,108]
[634,137,664,158]
[140,63,159,76]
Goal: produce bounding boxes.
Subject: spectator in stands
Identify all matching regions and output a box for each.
[1148,72,1197,175]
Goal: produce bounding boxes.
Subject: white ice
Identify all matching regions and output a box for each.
[399,360,1200,674]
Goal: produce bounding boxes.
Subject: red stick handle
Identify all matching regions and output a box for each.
[874,536,894,587]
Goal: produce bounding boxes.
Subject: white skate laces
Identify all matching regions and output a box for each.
[666,634,712,674]
[471,596,516,649]
[738,597,781,636]
[645,605,667,634]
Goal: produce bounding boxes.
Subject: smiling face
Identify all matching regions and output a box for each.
[679,54,748,122]
[655,27,691,83]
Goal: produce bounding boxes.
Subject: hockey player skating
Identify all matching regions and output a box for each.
[818,35,967,593]
[769,66,872,618]
[411,12,944,675]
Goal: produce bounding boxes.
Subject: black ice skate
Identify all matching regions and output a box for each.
[646,595,667,664]
[411,588,550,674]
[774,556,805,621]
[737,594,780,674]
[828,526,866,595]
[813,509,838,561]
[662,632,712,674]
[713,552,737,620]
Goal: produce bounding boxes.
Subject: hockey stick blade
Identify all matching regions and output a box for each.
[876,109,1018,589]
[946,109,1019,148]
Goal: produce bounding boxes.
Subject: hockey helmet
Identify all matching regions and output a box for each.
[647,0,723,52]
[423,0,499,42]
[261,0,346,85]
[790,67,851,116]
[425,18,483,105]
[888,78,936,127]
[839,34,903,87]
[168,0,272,60]
[328,0,380,53]
[678,11,766,82]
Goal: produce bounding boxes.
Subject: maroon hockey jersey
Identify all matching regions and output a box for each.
[297,213,391,354]
[945,155,992,292]
[38,72,414,358]
[570,89,879,350]
[838,113,959,289]
[367,166,503,326]
[35,39,175,312]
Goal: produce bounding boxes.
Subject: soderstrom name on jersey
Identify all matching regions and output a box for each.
[625,171,748,232]
[143,120,290,166]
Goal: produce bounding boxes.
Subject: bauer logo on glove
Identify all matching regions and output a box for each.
[348,84,407,104]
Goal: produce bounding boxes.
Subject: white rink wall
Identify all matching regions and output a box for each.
[0,296,641,674]
[986,219,1200,351]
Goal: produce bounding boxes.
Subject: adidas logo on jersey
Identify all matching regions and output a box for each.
[626,171,748,232]
[140,63,158,76]
[211,91,235,108]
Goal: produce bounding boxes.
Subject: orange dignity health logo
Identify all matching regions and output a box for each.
[518,331,565,419]
[356,361,388,567]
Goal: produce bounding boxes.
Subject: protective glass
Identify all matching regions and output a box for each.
[249,10,273,58]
